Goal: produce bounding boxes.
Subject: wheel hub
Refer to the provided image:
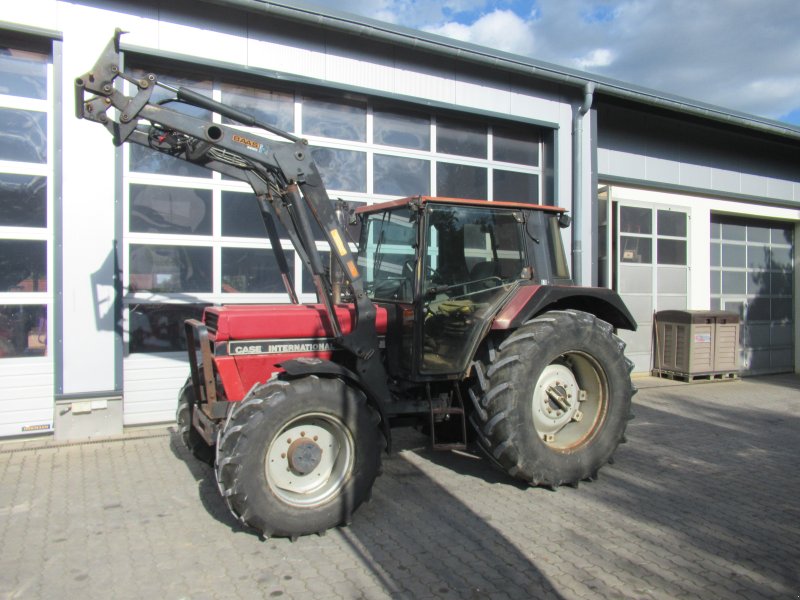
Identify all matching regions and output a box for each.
[532,364,583,440]
[287,438,323,475]
[265,416,353,506]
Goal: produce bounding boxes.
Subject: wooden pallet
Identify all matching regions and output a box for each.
[651,369,739,383]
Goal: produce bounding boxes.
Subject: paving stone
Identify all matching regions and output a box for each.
[1,375,799,599]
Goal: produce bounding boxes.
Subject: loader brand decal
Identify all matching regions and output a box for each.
[228,338,335,356]
[232,134,265,154]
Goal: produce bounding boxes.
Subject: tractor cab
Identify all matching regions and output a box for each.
[356,196,571,380]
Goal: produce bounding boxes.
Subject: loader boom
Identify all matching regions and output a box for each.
[75,30,391,410]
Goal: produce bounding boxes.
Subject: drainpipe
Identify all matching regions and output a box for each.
[572,82,595,285]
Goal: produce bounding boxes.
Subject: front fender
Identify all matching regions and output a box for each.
[279,358,391,451]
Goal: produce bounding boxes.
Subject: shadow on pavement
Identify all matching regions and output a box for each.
[167,429,248,534]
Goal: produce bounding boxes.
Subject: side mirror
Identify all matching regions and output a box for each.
[558,213,572,228]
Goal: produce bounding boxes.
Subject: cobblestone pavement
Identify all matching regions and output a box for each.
[1,375,799,599]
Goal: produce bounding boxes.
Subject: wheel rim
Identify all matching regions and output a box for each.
[265,413,354,507]
[531,352,608,450]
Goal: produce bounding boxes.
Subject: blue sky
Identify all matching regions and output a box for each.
[306,0,800,126]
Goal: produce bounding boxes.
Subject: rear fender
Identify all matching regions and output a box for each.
[492,285,637,332]
[280,358,391,451]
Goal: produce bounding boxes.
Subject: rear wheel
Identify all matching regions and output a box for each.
[470,309,635,486]
[215,375,381,538]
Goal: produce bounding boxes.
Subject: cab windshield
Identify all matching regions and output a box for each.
[357,207,417,302]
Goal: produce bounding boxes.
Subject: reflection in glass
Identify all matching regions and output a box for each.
[0,47,48,99]
[128,303,207,354]
[310,147,366,192]
[222,191,274,238]
[493,126,539,165]
[374,108,429,150]
[493,170,538,203]
[0,240,46,292]
[130,185,212,235]
[303,96,366,141]
[0,173,46,227]
[0,108,47,163]
[222,248,290,293]
[221,83,294,131]
[0,305,46,358]
[436,163,487,199]
[374,155,429,196]
[436,117,486,158]
[130,144,212,178]
[129,244,212,293]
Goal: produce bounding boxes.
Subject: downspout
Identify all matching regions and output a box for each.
[572,82,595,285]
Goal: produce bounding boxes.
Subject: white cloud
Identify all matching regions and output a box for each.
[425,9,535,56]
[301,0,800,124]
[573,48,616,70]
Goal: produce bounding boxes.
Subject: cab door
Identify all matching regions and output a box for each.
[417,203,526,377]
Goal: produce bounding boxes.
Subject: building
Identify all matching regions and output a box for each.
[1,0,798,440]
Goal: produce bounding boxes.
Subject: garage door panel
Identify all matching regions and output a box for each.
[712,214,794,376]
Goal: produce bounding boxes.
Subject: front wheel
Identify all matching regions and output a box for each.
[470,309,635,486]
[215,375,381,538]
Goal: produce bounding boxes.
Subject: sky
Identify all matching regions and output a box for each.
[303,0,800,126]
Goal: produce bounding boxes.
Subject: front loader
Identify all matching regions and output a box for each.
[76,30,637,539]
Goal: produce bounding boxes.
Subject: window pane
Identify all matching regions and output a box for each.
[373,107,430,150]
[222,191,279,238]
[620,236,651,263]
[722,244,746,268]
[493,170,539,203]
[493,126,539,166]
[129,244,212,293]
[129,145,212,179]
[0,47,48,99]
[374,154,430,196]
[657,210,686,237]
[303,96,366,141]
[436,117,486,158]
[129,185,212,235]
[657,239,687,265]
[436,163,487,200]
[220,83,294,131]
[0,240,46,292]
[0,108,46,163]
[222,248,292,293]
[619,206,651,234]
[310,147,366,192]
[0,173,46,227]
[0,305,46,358]
[129,303,207,354]
[771,224,792,245]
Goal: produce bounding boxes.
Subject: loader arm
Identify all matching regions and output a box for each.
[75,30,391,410]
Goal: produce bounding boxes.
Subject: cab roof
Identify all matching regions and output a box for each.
[354,196,566,215]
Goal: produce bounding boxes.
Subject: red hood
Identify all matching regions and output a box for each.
[205,303,388,342]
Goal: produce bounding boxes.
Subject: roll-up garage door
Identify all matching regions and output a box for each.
[710,215,794,375]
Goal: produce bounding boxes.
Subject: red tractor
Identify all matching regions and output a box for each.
[77,31,636,539]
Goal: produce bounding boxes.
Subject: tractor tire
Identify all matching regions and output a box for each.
[469,309,635,487]
[215,375,381,539]
[176,378,215,465]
